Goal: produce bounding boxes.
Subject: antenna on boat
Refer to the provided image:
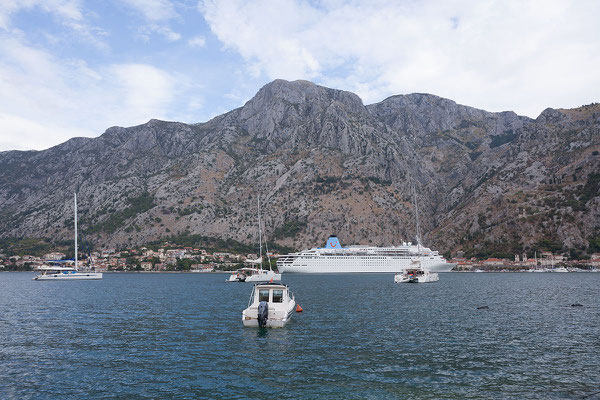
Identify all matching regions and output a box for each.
[411,181,422,251]
[74,192,78,270]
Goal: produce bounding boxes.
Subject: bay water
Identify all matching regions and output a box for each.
[1,272,599,399]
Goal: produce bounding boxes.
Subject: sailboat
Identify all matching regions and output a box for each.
[33,193,103,280]
[227,196,281,282]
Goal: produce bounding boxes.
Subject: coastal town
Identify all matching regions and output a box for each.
[1,242,599,272]
[0,241,274,273]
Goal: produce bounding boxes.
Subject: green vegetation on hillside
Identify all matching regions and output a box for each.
[88,192,155,234]
[272,220,307,239]
[0,237,53,257]
[147,232,295,255]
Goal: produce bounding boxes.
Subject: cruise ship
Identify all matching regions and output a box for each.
[276,235,455,273]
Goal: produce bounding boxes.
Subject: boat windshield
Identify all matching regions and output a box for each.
[272,289,283,303]
[259,289,269,302]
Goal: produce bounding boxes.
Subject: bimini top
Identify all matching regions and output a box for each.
[324,235,343,249]
[253,282,289,289]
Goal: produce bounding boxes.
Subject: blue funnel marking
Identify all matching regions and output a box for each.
[325,236,342,249]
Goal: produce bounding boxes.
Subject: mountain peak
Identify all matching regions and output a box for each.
[243,79,364,113]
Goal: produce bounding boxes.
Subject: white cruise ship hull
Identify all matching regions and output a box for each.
[278,259,454,274]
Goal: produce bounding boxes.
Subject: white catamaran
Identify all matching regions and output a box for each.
[227,196,281,282]
[33,193,103,281]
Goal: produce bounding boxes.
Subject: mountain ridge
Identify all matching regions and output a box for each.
[1,79,599,258]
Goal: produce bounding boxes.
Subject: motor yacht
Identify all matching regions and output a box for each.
[242,282,296,328]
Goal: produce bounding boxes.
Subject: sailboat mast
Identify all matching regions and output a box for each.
[412,183,422,251]
[74,192,78,270]
[257,195,262,271]
[263,221,272,272]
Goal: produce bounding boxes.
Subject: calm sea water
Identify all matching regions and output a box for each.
[1,272,599,399]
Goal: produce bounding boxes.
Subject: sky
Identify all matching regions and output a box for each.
[0,0,599,151]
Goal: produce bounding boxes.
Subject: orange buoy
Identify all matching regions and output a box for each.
[296,304,303,313]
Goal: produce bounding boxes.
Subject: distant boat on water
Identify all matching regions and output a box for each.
[33,193,102,281]
[227,196,281,282]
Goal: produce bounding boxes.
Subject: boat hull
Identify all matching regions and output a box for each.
[33,273,103,280]
[279,261,454,274]
[242,300,295,328]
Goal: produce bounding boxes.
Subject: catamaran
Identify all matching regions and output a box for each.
[33,193,102,281]
[227,196,281,282]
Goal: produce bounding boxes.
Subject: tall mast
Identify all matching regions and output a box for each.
[412,182,422,251]
[257,195,262,271]
[74,192,78,270]
[263,219,272,272]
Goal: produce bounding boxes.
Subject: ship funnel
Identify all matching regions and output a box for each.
[325,236,342,249]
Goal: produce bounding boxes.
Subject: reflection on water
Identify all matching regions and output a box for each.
[0,272,599,399]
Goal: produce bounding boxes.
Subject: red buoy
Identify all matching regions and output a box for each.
[296,304,303,313]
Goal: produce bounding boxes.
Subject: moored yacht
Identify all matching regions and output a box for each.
[395,267,439,283]
[227,196,281,282]
[242,282,296,327]
[33,265,102,280]
[33,193,102,281]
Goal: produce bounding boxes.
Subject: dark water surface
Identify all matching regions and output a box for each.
[1,272,599,399]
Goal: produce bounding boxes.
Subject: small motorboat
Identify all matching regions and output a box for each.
[394,268,439,283]
[242,282,296,328]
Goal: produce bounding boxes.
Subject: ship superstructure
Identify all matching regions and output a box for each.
[277,236,454,273]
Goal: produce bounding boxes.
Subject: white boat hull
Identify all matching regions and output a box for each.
[227,270,281,282]
[245,272,281,282]
[33,272,103,280]
[242,300,295,328]
[394,270,439,283]
[279,260,454,274]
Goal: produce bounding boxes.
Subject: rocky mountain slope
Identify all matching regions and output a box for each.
[1,79,599,258]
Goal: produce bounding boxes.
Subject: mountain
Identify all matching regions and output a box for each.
[1,79,599,258]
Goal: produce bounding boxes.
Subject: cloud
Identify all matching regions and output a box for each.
[0,0,84,30]
[0,35,196,151]
[120,0,182,42]
[187,35,206,48]
[201,0,600,117]
[120,0,177,22]
[0,0,108,49]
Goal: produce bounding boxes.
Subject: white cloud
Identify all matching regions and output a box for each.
[201,0,600,117]
[0,0,84,30]
[0,35,189,151]
[120,0,182,42]
[0,0,108,49]
[120,0,177,22]
[187,35,206,48]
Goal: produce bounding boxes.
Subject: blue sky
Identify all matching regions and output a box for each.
[1,0,599,151]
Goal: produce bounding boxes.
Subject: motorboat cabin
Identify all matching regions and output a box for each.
[242,282,296,327]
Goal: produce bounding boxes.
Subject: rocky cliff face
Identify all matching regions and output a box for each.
[1,79,599,257]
